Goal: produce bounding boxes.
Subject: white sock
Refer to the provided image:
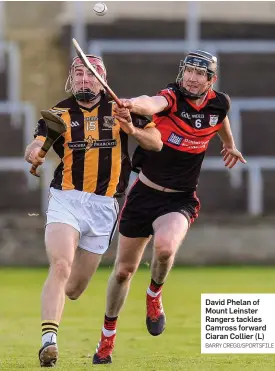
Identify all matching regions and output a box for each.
[102,327,116,337]
[42,332,57,346]
[147,287,161,298]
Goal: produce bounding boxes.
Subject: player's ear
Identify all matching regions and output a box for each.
[212,75,218,84]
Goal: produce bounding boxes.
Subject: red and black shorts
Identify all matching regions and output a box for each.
[119,180,200,238]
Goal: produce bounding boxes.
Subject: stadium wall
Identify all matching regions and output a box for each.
[1,214,274,266]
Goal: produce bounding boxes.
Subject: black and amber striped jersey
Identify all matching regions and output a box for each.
[132,83,230,191]
[34,93,155,197]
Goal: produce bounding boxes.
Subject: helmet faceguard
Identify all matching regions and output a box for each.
[176,50,217,100]
[65,55,107,102]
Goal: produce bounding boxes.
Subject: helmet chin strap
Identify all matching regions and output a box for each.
[179,77,213,100]
[75,88,101,103]
[179,86,207,100]
[179,86,210,100]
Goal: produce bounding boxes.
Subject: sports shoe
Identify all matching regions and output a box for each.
[39,342,58,367]
[92,333,116,364]
[146,292,166,336]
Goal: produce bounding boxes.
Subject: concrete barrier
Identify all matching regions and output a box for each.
[1,213,275,266]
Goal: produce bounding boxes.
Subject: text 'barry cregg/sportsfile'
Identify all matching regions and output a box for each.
[201,294,275,353]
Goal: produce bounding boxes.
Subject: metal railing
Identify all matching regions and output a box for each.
[0,101,39,190]
[0,41,56,211]
[229,98,275,188]
[0,101,55,212]
[0,157,54,212]
[203,157,275,216]
[0,41,21,127]
[10,155,270,215]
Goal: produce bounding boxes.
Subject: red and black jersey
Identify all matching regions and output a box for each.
[34,94,155,197]
[133,83,230,191]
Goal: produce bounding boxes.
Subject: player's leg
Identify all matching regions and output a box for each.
[93,234,150,364]
[65,193,119,300]
[146,212,189,336]
[39,188,81,367]
[152,212,189,285]
[39,222,79,367]
[106,234,150,316]
[93,179,154,364]
[65,248,102,300]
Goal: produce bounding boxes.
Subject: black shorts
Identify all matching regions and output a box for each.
[119,180,200,238]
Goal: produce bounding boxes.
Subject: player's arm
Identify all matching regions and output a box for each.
[117,95,169,116]
[24,118,46,165]
[218,116,246,168]
[129,95,168,115]
[218,116,235,150]
[115,85,177,115]
[114,107,163,151]
[131,126,162,152]
[25,138,45,165]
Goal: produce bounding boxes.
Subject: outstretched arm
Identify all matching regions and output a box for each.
[218,116,236,149]
[118,95,169,116]
[218,116,246,168]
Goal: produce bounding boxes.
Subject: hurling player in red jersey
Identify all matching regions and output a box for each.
[93,50,246,364]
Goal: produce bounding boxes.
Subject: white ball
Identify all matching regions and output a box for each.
[93,2,108,16]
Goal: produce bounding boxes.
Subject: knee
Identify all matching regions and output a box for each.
[65,279,88,300]
[154,236,176,262]
[156,248,174,263]
[50,259,72,282]
[65,287,81,300]
[115,264,136,284]
[66,292,79,300]
[65,289,81,300]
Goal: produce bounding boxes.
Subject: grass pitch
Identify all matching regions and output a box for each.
[0,266,275,370]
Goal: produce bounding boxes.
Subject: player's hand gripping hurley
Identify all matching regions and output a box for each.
[30,110,67,177]
[72,38,123,108]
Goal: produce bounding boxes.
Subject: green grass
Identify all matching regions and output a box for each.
[1,266,275,370]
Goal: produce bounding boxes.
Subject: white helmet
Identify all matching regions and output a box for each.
[65,55,107,102]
